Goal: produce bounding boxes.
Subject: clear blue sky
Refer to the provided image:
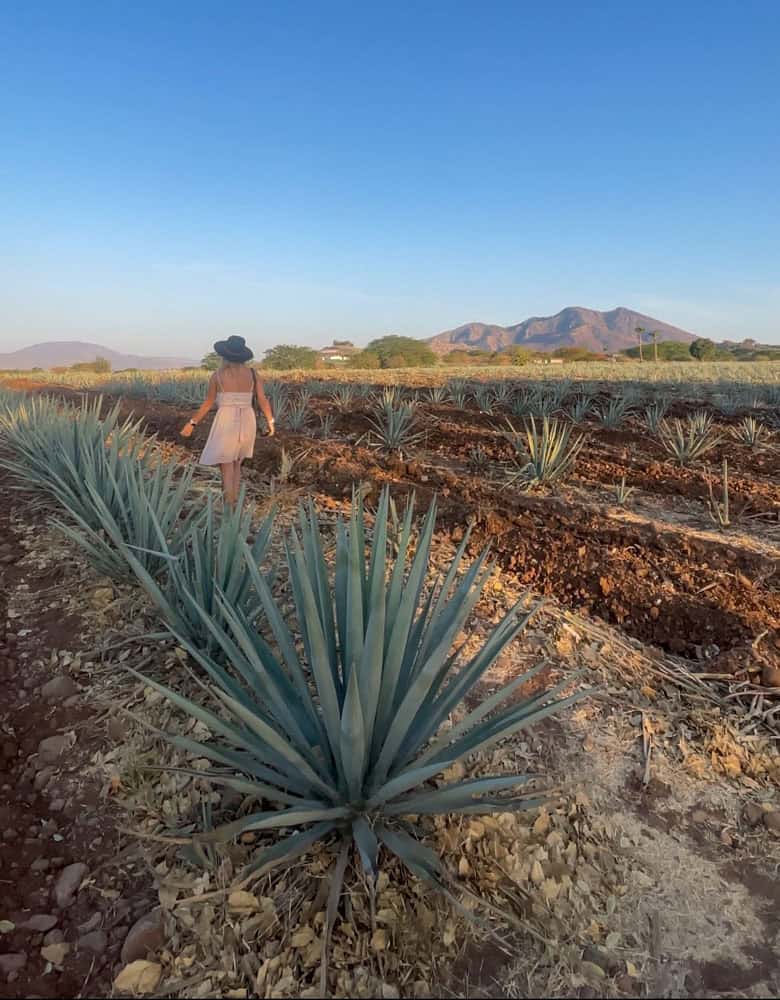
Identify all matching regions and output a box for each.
[1,1,778,357]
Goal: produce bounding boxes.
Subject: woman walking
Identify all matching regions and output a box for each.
[180,336,274,506]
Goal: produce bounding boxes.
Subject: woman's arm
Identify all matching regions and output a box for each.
[180,375,218,437]
[255,377,275,436]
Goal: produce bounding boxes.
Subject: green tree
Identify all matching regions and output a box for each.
[350,350,381,369]
[504,345,534,366]
[689,338,718,361]
[70,356,111,373]
[201,351,221,370]
[261,345,320,370]
[365,335,436,368]
[624,340,692,361]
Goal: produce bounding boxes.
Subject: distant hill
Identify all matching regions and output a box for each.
[0,341,199,371]
[428,307,697,355]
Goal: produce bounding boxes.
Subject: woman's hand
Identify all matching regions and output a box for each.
[180,422,195,438]
[266,418,276,437]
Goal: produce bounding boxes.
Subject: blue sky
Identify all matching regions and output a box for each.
[1,1,778,357]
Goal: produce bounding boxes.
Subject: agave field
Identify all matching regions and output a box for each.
[0,364,779,999]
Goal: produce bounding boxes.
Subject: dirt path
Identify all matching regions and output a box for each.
[0,474,157,999]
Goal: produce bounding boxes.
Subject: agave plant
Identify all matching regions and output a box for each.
[133,490,582,967]
[367,401,423,453]
[466,444,492,477]
[504,416,585,489]
[706,459,730,529]
[473,386,497,414]
[730,415,770,448]
[612,476,635,506]
[317,413,336,439]
[564,395,592,424]
[0,395,150,522]
[53,451,199,582]
[283,398,310,433]
[508,389,536,418]
[446,379,469,408]
[642,401,668,434]
[658,416,721,466]
[594,396,633,429]
[423,385,446,404]
[529,389,559,419]
[330,384,356,411]
[118,489,275,651]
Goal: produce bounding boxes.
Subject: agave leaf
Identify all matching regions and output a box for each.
[381,774,537,815]
[195,805,349,843]
[351,816,379,880]
[240,820,340,879]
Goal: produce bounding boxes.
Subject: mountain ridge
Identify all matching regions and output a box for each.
[0,341,199,371]
[428,306,697,354]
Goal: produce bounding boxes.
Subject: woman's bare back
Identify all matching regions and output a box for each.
[214,363,255,393]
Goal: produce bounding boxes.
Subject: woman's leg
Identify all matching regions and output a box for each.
[219,463,236,506]
[233,460,243,505]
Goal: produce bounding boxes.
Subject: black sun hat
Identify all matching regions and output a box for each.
[213,335,254,363]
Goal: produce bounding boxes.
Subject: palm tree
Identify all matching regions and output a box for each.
[635,326,645,362]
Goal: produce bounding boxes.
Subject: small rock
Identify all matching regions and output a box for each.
[0,953,27,975]
[121,909,164,963]
[53,862,88,908]
[2,829,16,842]
[77,931,107,956]
[49,799,65,813]
[761,664,780,688]
[43,929,65,946]
[30,858,50,872]
[41,941,70,965]
[23,914,58,932]
[41,676,78,702]
[763,811,780,836]
[582,945,620,976]
[691,809,709,824]
[744,802,764,827]
[77,913,102,935]
[34,767,54,791]
[37,734,73,765]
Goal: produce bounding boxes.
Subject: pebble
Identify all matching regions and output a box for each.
[53,862,89,909]
[34,767,54,791]
[78,913,102,934]
[37,734,73,764]
[23,914,58,932]
[43,928,64,946]
[2,829,15,842]
[0,953,27,975]
[41,675,78,702]
[763,810,780,836]
[49,799,65,812]
[30,858,50,872]
[744,802,764,827]
[121,909,164,963]
[77,931,107,956]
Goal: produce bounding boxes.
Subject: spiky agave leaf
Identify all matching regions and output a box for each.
[117,486,276,650]
[658,415,721,466]
[138,487,585,912]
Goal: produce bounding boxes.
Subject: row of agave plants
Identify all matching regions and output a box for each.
[0,390,583,966]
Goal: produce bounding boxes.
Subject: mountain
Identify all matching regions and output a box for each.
[0,341,199,371]
[428,307,697,355]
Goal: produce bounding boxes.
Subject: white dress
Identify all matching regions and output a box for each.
[199,390,257,466]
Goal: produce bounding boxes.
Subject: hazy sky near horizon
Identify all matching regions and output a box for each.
[2,1,779,357]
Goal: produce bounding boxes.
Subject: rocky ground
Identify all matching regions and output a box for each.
[1,433,779,998]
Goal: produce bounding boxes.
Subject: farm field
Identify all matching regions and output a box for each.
[0,365,779,999]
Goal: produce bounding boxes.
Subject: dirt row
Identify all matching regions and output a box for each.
[5,385,780,680]
[0,474,158,999]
